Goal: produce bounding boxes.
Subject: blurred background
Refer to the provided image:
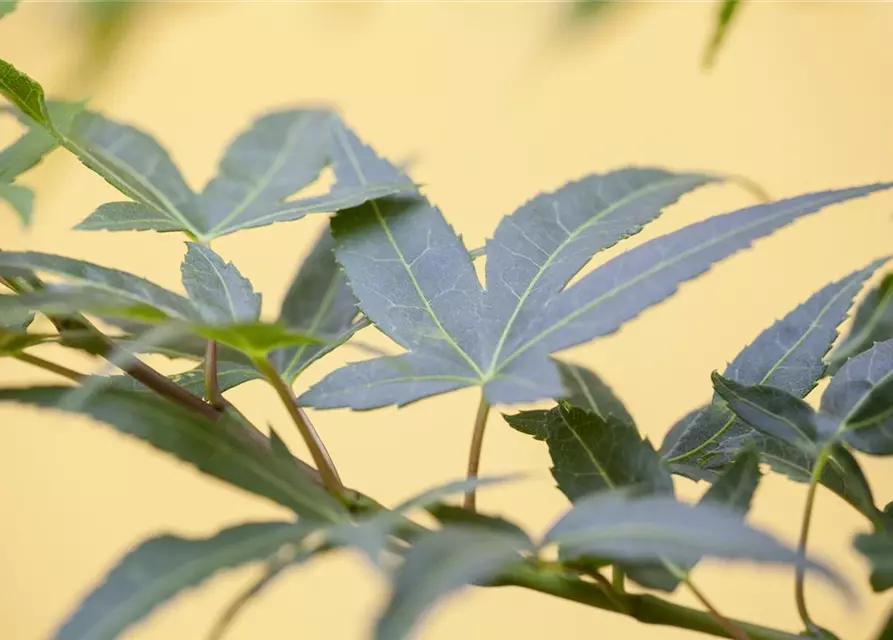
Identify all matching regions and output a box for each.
[2,1,893,638]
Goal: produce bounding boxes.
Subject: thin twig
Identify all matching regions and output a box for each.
[206,560,290,640]
[254,357,344,496]
[463,395,491,510]
[204,340,225,409]
[663,559,750,640]
[13,351,82,382]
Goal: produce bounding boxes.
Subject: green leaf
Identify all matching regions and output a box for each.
[303,173,892,409]
[505,398,671,501]
[181,243,261,324]
[711,373,823,451]
[666,258,888,465]
[0,58,52,128]
[71,112,415,239]
[56,521,315,640]
[718,427,882,527]
[0,251,199,320]
[556,360,634,424]
[0,1,18,19]
[0,387,346,520]
[626,448,762,592]
[830,273,893,373]
[271,227,359,382]
[200,109,331,237]
[703,0,742,69]
[822,339,893,454]
[482,168,717,402]
[0,182,32,224]
[0,124,58,183]
[545,493,845,593]
[855,530,893,592]
[374,527,531,640]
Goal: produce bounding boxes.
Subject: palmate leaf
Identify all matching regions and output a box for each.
[545,493,846,593]
[63,109,415,239]
[830,273,893,373]
[665,257,889,466]
[56,521,316,640]
[374,527,532,640]
[0,57,413,240]
[0,386,347,521]
[302,154,891,409]
[855,530,893,592]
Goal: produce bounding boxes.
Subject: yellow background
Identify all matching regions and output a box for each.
[2,1,893,638]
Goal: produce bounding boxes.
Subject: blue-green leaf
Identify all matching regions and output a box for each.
[711,373,823,451]
[0,387,346,520]
[181,243,261,324]
[200,109,331,237]
[830,273,893,373]
[545,493,846,594]
[0,251,199,320]
[666,257,888,465]
[271,228,359,382]
[822,339,893,454]
[303,131,891,410]
[56,522,315,640]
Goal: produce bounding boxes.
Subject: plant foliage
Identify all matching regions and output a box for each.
[1,43,892,640]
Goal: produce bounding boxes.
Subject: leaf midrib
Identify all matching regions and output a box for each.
[499,193,846,376]
[485,175,703,375]
[840,364,893,432]
[58,132,201,237]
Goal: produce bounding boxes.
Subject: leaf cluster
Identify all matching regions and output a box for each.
[2,34,893,640]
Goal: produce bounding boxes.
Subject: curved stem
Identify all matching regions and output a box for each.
[206,561,288,640]
[204,340,224,409]
[795,447,830,634]
[255,357,344,496]
[499,563,800,640]
[663,559,750,640]
[463,395,491,510]
[13,351,82,382]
